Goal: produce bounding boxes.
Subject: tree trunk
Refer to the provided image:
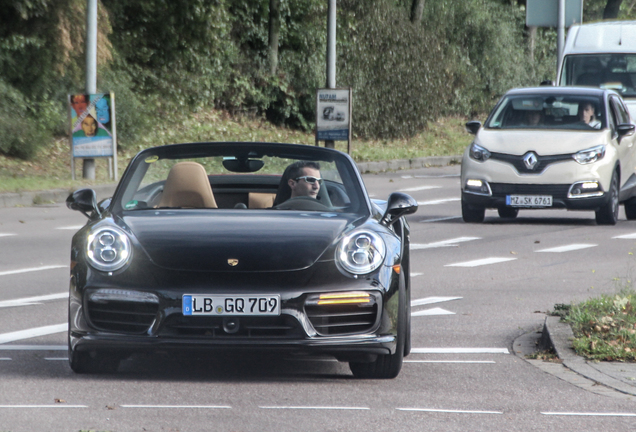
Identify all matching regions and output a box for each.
[410,0,424,24]
[269,0,280,75]
[603,0,623,19]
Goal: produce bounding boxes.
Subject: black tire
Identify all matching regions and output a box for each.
[497,207,519,219]
[349,276,405,379]
[625,198,636,220]
[596,170,620,225]
[461,196,485,223]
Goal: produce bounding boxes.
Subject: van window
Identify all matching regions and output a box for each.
[560,54,636,97]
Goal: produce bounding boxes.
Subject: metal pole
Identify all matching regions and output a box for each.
[324,0,336,149]
[83,0,97,180]
[557,0,565,74]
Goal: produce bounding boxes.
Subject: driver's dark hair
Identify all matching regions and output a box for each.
[273,161,321,206]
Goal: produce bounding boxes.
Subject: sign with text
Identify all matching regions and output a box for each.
[316,88,351,141]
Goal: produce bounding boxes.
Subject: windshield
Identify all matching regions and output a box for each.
[560,54,636,98]
[115,143,368,215]
[485,94,606,130]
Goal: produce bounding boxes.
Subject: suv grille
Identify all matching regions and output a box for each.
[490,183,571,198]
[305,303,379,335]
[87,300,158,334]
[160,315,303,339]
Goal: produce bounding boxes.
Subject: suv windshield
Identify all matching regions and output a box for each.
[560,54,636,98]
[486,94,606,130]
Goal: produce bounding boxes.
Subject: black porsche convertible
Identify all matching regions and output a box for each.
[66,142,417,378]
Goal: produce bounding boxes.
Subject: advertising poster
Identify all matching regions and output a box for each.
[69,93,114,157]
[316,88,351,141]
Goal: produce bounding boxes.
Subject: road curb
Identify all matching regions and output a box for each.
[542,315,636,396]
[356,155,461,174]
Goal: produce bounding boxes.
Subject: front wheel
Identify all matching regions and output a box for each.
[349,277,406,379]
[596,171,620,225]
[461,196,485,223]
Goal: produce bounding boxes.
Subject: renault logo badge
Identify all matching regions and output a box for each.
[227,258,239,267]
[523,152,539,170]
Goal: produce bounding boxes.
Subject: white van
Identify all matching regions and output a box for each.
[557,21,636,116]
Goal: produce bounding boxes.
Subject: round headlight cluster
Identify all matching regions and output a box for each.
[336,230,386,275]
[86,226,131,272]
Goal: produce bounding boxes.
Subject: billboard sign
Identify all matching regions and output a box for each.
[69,93,114,158]
[316,88,351,141]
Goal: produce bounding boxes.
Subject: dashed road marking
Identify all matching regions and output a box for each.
[411,297,462,307]
[417,198,460,206]
[419,216,462,223]
[121,405,231,409]
[445,257,516,267]
[0,265,66,277]
[0,345,66,351]
[613,233,636,239]
[0,292,68,308]
[411,307,455,317]
[541,412,636,417]
[405,360,496,364]
[411,237,480,250]
[260,406,370,411]
[536,244,597,253]
[56,225,84,230]
[398,185,442,192]
[0,233,16,237]
[397,407,503,415]
[411,348,509,354]
[0,324,67,344]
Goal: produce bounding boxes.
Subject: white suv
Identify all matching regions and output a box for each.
[461,87,636,224]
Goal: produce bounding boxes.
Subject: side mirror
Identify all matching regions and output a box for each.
[617,123,635,138]
[465,121,482,135]
[66,188,101,219]
[381,192,418,226]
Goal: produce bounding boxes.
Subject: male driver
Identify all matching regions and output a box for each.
[287,161,322,199]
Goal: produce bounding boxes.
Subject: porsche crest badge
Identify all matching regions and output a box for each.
[227,258,239,267]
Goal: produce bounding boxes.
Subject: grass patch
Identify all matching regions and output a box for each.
[0,110,472,194]
[557,289,636,362]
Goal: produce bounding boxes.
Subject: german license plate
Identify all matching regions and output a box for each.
[182,295,281,316]
[506,195,552,207]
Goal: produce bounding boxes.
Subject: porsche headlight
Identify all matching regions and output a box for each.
[469,143,491,162]
[336,230,386,275]
[573,145,605,164]
[86,226,131,272]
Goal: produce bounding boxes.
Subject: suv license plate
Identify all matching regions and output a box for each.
[182,295,281,316]
[506,195,552,207]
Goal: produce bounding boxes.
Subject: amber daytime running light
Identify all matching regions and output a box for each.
[316,292,372,305]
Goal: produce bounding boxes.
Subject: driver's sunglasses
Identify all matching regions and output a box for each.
[295,176,323,185]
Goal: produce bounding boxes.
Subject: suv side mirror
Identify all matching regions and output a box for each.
[465,121,482,135]
[66,188,101,219]
[381,192,418,226]
[617,123,635,138]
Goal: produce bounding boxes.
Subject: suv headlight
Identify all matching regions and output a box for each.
[336,230,386,275]
[573,145,605,164]
[86,226,131,272]
[469,143,491,162]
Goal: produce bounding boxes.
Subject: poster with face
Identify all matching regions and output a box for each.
[69,93,114,157]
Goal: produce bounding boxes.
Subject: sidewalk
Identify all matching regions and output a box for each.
[515,316,636,399]
[0,155,462,209]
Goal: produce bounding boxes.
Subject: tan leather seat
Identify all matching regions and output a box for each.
[248,193,275,209]
[157,161,217,208]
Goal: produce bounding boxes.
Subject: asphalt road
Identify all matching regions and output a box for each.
[1,165,636,431]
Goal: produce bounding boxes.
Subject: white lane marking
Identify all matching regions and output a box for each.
[445,257,516,267]
[412,307,455,317]
[0,233,16,237]
[405,360,496,364]
[398,185,442,192]
[0,358,11,361]
[0,293,68,308]
[0,405,88,408]
[417,198,460,206]
[412,297,462,307]
[411,237,480,250]
[44,358,68,361]
[0,265,66,277]
[411,272,423,277]
[411,348,509,354]
[56,225,83,230]
[260,406,370,410]
[536,244,597,253]
[0,324,67,344]
[0,345,66,351]
[121,405,231,409]
[541,412,636,417]
[419,216,462,223]
[613,233,636,239]
[397,408,502,415]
